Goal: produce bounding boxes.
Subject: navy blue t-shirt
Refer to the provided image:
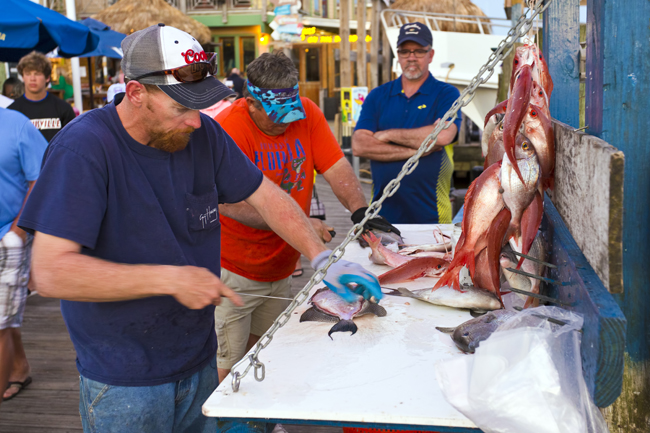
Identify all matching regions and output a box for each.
[355,73,461,224]
[19,100,263,386]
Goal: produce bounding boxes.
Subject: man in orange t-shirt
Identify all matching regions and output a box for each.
[214,52,398,384]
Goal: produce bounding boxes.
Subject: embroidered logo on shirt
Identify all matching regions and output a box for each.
[199,205,219,229]
[418,104,427,109]
[30,118,61,130]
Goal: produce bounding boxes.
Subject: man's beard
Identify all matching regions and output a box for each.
[148,127,195,153]
[403,63,424,80]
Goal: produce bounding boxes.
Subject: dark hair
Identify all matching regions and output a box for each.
[17,51,52,81]
[2,77,24,98]
[243,52,298,108]
[246,52,298,89]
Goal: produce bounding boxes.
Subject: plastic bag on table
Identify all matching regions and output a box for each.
[435,306,608,433]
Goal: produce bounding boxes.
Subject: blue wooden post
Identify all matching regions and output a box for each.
[586,0,650,428]
[542,0,580,128]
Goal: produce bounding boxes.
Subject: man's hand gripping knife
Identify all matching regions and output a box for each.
[350,207,401,236]
[310,250,383,303]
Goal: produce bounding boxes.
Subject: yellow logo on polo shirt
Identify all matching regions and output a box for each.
[418,104,427,109]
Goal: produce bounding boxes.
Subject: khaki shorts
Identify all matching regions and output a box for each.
[215,269,291,370]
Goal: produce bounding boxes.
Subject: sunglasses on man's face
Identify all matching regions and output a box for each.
[131,53,218,83]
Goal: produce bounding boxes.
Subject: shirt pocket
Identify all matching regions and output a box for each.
[185,186,221,232]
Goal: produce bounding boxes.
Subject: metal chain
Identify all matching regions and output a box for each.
[230,0,552,392]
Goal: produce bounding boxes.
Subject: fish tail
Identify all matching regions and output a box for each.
[328,320,358,339]
[433,265,461,292]
[361,232,379,249]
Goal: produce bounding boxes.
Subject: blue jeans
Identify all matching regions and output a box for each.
[79,358,218,433]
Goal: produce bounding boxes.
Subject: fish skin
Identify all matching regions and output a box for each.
[436,309,518,353]
[484,120,506,169]
[503,64,533,184]
[300,288,387,338]
[513,190,544,263]
[434,163,505,292]
[523,104,555,191]
[385,286,501,311]
[362,232,411,267]
[378,256,450,284]
[357,229,403,248]
[472,207,511,303]
[482,113,500,157]
[500,135,540,247]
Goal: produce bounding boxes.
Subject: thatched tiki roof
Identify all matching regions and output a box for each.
[390,0,491,34]
[92,0,212,45]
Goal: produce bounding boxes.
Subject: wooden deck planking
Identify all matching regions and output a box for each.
[0,174,371,433]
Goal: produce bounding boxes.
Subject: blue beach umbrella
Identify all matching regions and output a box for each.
[65,18,125,59]
[0,0,99,62]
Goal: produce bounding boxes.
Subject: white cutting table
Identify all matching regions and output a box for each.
[203,224,481,432]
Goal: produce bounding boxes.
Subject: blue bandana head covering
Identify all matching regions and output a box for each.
[246,81,306,124]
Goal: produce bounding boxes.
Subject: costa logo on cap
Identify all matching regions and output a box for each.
[181,50,209,64]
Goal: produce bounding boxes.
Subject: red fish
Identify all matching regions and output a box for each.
[473,207,511,303]
[500,135,540,253]
[513,190,544,268]
[503,64,533,184]
[433,163,505,292]
[523,104,555,191]
[378,256,450,285]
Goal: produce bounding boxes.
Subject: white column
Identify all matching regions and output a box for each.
[65,0,83,112]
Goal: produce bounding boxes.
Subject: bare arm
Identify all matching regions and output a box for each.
[352,129,418,162]
[31,232,242,309]
[374,121,459,151]
[10,181,35,242]
[245,177,327,261]
[219,198,335,243]
[321,158,367,212]
[219,201,270,230]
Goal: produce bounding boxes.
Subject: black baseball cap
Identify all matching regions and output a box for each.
[397,22,433,48]
[121,24,234,110]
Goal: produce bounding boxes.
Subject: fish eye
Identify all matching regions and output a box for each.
[539,90,544,96]
[531,109,538,117]
[463,332,470,337]
[514,59,519,65]
[499,123,504,131]
[522,141,529,150]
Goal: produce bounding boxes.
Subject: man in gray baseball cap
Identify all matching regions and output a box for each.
[18,24,382,432]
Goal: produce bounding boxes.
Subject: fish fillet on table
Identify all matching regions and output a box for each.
[299,288,387,338]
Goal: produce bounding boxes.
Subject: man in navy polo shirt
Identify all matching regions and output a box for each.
[18,24,381,433]
[352,22,462,224]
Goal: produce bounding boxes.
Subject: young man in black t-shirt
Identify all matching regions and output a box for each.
[8,51,76,143]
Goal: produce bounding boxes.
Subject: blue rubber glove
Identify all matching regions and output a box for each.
[311,250,383,303]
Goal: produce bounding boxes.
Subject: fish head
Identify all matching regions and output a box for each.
[530,81,549,114]
[451,312,502,353]
[514,134,536,160]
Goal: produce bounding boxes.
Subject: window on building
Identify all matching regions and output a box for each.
[313,0,320,15]
[221,37,236,76]
[240,37,256,74]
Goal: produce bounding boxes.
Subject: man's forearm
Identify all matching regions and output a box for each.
[219,202,271,230]
[322,158,367,212]
[246,178,327,261]
[352,130,418,162]
[378,123,458,150]
[32,233,177,302]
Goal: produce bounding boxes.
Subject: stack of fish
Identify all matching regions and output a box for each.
[433,41,554,308]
